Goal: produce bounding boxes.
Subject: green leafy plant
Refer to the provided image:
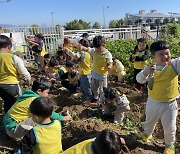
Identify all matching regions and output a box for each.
[106,39,180,84]
[106,40,152,84]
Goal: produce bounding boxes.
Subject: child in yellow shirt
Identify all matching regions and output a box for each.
[108,57,126,82]
[136,40,180,154]
[130,38,148,92]
[62,129,129,154]
[13,97,63,154]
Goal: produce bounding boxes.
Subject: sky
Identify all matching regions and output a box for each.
[1,0,180,26]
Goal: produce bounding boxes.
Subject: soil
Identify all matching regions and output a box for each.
[0,71,180,154]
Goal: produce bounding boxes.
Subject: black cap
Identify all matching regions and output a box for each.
[81,33,89,37]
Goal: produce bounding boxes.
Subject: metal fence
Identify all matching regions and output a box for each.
[2,26,152,54]
[64,26,142,42]
[2,26,64,53]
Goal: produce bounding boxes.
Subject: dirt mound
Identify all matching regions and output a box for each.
[0,81,180,154]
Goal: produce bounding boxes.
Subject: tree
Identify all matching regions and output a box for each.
[163,18,169,24]
[170,18,175,23]
[146,18,152,25]
[109,20,117,28]
[30,24,40,35]
[55,24,61,33]
[154,19,161,25]
[178,18,180,24]
[116,19,125,27]
[2,28,10,33]
[64,20,91,30]
[161,22,180,39]
[135,19,143,26]
[125,20,132,25]
[93,22,101,29]
[79,19,91,29]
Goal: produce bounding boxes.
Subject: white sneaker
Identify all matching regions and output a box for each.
[59,87,68,91]
[72,93,81,98]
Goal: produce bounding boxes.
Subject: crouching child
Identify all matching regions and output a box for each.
[62,129,129,154]
[100,88,130,123]
[13,97,63,154]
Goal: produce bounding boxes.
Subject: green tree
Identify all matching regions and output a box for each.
[135,19,143,26]
[163,18,169,24]
[125,20,132,25]
[178,18,180,24]
[161,22,180,42]
[116,19,125,27]
[2,28,10,33]
[65,20,91,30]
[109,20,117,28]
[79,19,91,29]
[30,24,40,35]
[166,22,180,37]
[55,24,61,33]
[146,18,152,25]
[154,19,161,25]
[93,22,101,29]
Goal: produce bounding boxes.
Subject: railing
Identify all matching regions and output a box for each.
[2,26,145,53]
[64,26,142,42]
[141,29,155,41]
[2,26,64,53]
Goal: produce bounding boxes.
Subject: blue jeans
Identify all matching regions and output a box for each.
[80,74,93,101]
[34,54,41,69]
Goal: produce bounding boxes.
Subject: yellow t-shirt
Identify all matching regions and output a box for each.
[0,53,19,84]
[148,64,178,101]
[8,97,37,122]
[62,139,94,154]
[79,52,91,75]
[40,45,47,56]
[68,73,78,83]
[48,67,58,74]
[109,59,126,81]
[92,52,109,75]
[134,51,148,69]
[33,120,62,154]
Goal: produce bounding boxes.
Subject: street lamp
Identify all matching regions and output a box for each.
[51,12,55,26]
[103,6,109,28]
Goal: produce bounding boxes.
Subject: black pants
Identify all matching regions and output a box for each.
[134,68,144,87]
[61,80,78,93]
[0,84,20,113]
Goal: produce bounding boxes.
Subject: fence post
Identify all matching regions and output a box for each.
[61,27,64,46]
[130,25,133,39]
[100,26,103,36]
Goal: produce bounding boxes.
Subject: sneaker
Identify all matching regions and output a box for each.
[138,133,153,143]
[72,93,81,98]
[59,87,67,90]
[163,145,175,154]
